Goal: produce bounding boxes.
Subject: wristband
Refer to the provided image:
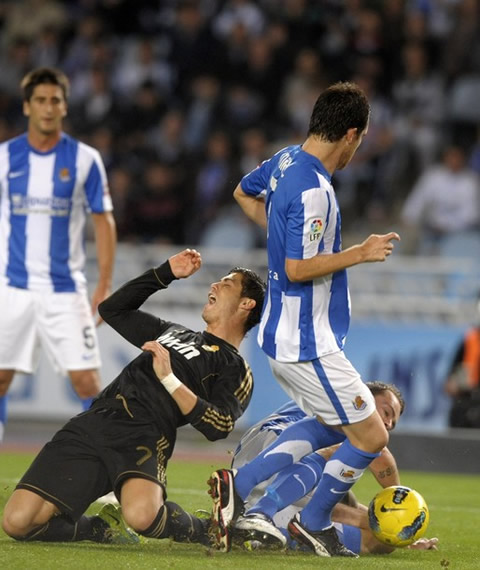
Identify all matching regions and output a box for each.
[161,372,182,395]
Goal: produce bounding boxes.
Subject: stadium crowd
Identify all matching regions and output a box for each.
[0,0,479,249]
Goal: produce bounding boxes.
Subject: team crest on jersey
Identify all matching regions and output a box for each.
[353,395,367,411]
[59,168,71,182]
[309,218,323,242]
[202,344,220,352]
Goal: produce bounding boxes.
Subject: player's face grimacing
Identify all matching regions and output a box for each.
[374,391,402,431]
[202,272,245,323]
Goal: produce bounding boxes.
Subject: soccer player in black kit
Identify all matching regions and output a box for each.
[2,249,266,547]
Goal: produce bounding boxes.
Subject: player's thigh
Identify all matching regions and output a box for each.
[0,285,38,372]
[16,422,110,520]
[269,352,375,425]
[39,292,101,372]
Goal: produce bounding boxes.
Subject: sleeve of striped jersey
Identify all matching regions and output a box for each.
[286,186,328,260]
[184,362,253,441]
[240,157,272,197]
[98,261,177,348]
[83,149,113,213]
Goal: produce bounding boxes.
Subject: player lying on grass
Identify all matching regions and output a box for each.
[210,382,404,552]
[1,248,265,546]
[228,384,438,555]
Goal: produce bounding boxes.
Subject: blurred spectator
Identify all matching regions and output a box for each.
[0,37,33,97]
[69,66,117,133]
[213,0,265,39]
[400,145,480,255]
[108,165,139,242]
[130,161,185,244]
[444,293,480,428]
[387,40,446,201]
[2,0,67,45]
[113,37,172,100]
[280,48,328,138]
[334,72,395,228]
[187,130,239,243]
[183,74,222,153]
[147,108,186,165]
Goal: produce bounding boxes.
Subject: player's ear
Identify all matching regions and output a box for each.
[240,298,256,311]
[23,100,30,117]
[345,127,358,143]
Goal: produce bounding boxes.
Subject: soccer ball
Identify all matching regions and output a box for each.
[368,485,429,547]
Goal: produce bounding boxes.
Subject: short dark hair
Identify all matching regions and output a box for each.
[366,381,405,415]
[20,67,70,102]
[229,267,266,334]
[308,81,370,142]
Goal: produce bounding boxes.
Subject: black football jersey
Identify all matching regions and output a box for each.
[97,261,253,443]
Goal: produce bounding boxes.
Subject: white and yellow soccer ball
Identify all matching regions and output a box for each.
[368,485,430,547]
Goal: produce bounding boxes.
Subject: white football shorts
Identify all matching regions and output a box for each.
[268,351,375,425]
[0,284,101,374]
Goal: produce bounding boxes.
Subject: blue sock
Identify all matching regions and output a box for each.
[81,397,93,411]
[249,452,326,519]
[235,417,328,500]
[0,395,7,441]
[300,439,379,531]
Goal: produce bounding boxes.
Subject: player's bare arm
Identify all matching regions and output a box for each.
[368,447,400,487]
[285,232,401,282]
[142,340,198,415]
[233,184,267,229]
[91,211,117,324]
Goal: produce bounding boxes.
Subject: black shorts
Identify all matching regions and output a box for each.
[16,398,174,520]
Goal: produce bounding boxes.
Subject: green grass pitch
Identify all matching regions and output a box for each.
[1,451,479,569]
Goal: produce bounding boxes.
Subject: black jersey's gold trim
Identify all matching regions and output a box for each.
[136,446,153,466]
[152,267,167,288]
[234,366,253,404]
[115,394,133,418]
[17,483,73,512]
[201,408,234,432]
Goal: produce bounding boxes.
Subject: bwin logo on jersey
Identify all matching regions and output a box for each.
[309,218,323,241]
[278,152,293,175]
[156,331,200,360]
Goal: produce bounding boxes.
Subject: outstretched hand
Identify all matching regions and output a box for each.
[169,248,202,279]
[360,232,400,263]
[407,537,439,550]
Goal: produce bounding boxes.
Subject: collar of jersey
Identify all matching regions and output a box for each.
[298,145,332,183]
[23,132,66,156]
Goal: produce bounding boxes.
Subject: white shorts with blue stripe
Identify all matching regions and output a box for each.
[268,351,375,425]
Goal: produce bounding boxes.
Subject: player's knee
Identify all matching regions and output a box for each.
[0,370,15,396]
[370,428,389,452]
[122,502,159,532]
[2,507,32,538]
[69,370,100,398]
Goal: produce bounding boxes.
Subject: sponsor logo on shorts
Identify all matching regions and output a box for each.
[353,395,367,410]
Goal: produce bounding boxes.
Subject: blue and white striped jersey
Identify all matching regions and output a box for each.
[0,133,112,293]
[241,145,350,362]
